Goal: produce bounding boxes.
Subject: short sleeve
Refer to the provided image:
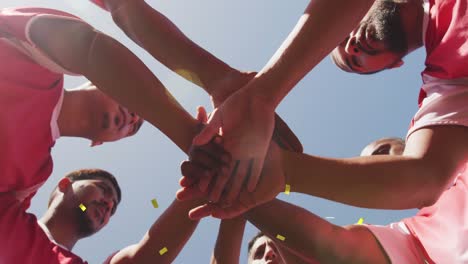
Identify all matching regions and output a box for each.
[0,7,82,75]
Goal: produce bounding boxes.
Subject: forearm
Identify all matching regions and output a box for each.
[110,0,235,93]
[86,33,199,153]
[284,151,438,209]
[247,0,375,108]
[244,199,338,263]
[112,199,202,264]
[211,217,246,264]
[30,17,199,153]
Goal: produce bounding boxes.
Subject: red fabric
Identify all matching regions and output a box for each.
[91,0,109,10]
[404,166,468,263]
[423,0,468,79]
[405,1,468,262]
[0,8,87,263]
[0,7,68,208]
[0,194,87,264]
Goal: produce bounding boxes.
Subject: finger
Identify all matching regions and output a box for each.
[272,113,303,153]
[198,170,214,193]
[189,145,230,168]
[223,159,251,204]
[176,186,206,201]
[188,203,213,220]
[193,110,221,146]
[209,160,238,202]
[180,161,207,181]
[179,176,196,188]
[196,106,208,123]
[210,202,248,219]
[246,158,263,192]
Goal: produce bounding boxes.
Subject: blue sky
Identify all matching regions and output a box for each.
[2,0,426,262]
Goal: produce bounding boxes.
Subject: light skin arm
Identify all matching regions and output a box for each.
[210,218,246,264]
[29,15,198,153]
[244,0,376,107]
[245,199,389,264]
[192,0,377,205]
[180,126,468,219]
[286,126,468,209]
[29,17,231,263]
[106,0,238,98]
[108,199,202,264]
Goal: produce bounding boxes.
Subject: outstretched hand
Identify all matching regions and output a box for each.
[178,140,286,220]
[192,89,276,204]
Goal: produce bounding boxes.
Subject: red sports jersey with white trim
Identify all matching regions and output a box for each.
[0,194,87,264]
[0,7,87,264]
[405,0,468,263]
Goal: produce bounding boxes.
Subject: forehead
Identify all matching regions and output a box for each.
[250,236,274,254]
[361,138,402,155]
[79,178,118,199]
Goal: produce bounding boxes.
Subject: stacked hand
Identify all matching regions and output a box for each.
[178,103,302,219]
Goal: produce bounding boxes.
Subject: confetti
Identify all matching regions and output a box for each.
[151,199,159,208]
[284,184,291,195]
[159,247,168,255]
[79,203,87,212]
[276,234,286,241]
[357,217,364,225]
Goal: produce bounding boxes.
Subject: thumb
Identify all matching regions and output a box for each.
[196,106,208,123]
[193,109,222,146]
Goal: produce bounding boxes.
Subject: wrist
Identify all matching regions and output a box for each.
[240,74,281,110]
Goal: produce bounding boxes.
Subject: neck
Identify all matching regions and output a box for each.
[57,84,94,140]
[400,0,425,53]
[39,208,80,250]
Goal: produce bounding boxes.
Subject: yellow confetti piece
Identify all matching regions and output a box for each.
[276,234,286,241]
[159,247,168,255]
[151,199,159,208]
[357,217,364,225]
[79,204,87,212]
[284,184,291,195]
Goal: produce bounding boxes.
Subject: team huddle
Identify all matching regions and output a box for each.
[1,0,467,263]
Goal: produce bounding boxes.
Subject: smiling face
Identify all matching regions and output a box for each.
[86,87,144,144]
[331,0,408,74]
[248,236,285,264]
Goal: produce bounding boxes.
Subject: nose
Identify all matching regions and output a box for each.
[264,245,277,261]
[344,36,360,55]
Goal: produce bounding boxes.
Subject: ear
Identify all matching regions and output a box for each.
[91,141,103,147]
[390,59,404,69]
[58,177,72,192]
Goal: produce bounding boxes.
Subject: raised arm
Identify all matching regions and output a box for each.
[108,199,202,264]
[29,14,198,152]
[245,199,387,264]
[210,218,246,264]
[192,0,376,206]
[286,126,468,209]
[106,0,236,97]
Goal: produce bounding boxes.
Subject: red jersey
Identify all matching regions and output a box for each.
[0,7,86,264]
[405,0,468,262]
